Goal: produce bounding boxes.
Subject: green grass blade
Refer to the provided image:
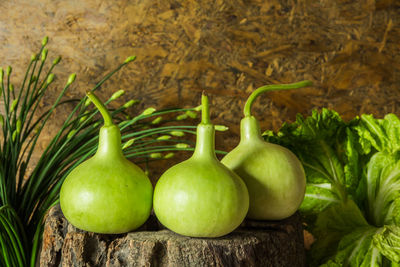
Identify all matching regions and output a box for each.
[0,205,26,267]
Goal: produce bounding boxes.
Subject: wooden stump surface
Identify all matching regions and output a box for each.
[40,205,305,267]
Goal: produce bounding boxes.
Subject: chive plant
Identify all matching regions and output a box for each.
[0,37,200,267]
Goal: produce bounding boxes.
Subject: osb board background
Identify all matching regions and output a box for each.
[0,0,399,178]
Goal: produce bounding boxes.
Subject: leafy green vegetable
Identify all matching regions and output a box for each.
[265,109,400,266]
[373,225,400,263]
[265,109,358,216]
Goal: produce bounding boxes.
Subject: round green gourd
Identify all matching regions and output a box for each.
[60,91,153,234]
[221,81,311,220]
[153,93,249,237]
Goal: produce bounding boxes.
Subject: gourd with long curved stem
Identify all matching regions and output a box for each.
[60,91,153,234]
[153,93,249,237]
[222,81,312,220]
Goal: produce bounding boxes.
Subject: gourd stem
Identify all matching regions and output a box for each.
[201,93,210,124]
[243,80,312,117]
[86,91,113,126]
[192,92,216,159]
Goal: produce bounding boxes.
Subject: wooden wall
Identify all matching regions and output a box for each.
[0,0,399,174]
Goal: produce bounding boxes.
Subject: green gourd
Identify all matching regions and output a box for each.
[153,93,249,237]
[60,91,153,234]
[221,81,312,220]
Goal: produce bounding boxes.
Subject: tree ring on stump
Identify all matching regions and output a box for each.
[40,205,305,267]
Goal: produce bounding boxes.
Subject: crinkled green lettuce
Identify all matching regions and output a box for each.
[265,109,400,266]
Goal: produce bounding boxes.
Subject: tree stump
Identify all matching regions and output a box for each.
[40,205,305,267]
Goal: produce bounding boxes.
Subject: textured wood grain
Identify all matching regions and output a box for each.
[1,0,399,146]
[40,205,305,267]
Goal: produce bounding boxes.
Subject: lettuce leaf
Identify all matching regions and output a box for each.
[264,109,361,219]
[364,151,400,226]
[265,109,400,266]
[355,114,400,155]
[310,199,370,264]
[373,225,400,263]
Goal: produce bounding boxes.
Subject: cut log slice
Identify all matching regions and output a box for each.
[40,205,305,267]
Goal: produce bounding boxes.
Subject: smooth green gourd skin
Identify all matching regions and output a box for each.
[60,125,153,234]
[222,116,306,220]
[153,124,249,237]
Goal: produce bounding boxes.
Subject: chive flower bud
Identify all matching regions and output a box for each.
[176,114,188,121]
[84,97,92,107]
[10,99,18,112]
[53,56,61,65]
[186,110,197,119]
[157,135,171,140]
[67,129,77,139]
[42,36,49,46]
[41,48,48,61]
[10,84,14,92]
[110,90,125,101]
[122,139,135,150]
[16,119,22,134]
[93,121,101,128]
[152,116,162,124]
[67,73,76,85]
[215,125,229,131]
[170,131,185,137]
[122,99,139,109]
[124,56,136,63]
[47,73,55,85]
[163,152,174,159]
[0,68,3,83]
[142,107,156,116]
[31,54,38,62]
[150,153,162,159]
[6,66,12,76]
[12,130,17,141]
[175,143,190,149]
[79,116,87,123]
